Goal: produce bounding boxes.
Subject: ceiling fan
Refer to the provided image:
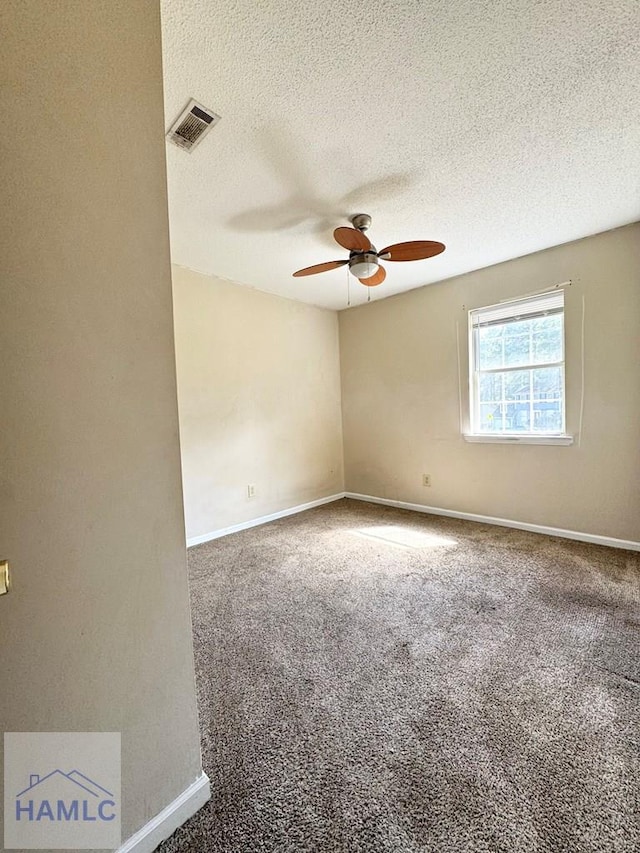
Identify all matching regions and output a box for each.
[292,214,445,287]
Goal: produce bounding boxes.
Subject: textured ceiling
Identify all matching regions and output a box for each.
[161,0,640,310]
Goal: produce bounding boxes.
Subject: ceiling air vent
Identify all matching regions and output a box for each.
[166,99,221,153]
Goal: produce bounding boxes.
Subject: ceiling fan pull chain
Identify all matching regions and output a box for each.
[347,264,351,307]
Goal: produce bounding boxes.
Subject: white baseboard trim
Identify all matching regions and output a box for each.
[117,772,211,853]
[187,493,346,547]
[345,492,640,552]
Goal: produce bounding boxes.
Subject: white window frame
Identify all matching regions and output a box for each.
[465,291,573,445]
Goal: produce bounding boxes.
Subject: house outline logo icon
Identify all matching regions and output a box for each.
[15,768,117,823]
[17,769,114,798]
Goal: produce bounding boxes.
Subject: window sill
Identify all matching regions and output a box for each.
[463,434,574,446]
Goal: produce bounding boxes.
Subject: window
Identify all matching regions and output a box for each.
[468,291,569,442]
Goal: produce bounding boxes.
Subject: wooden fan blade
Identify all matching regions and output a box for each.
[359,265,386,287]
[378,240,445,261]
[292,260,348,277]
[333,227,371,252]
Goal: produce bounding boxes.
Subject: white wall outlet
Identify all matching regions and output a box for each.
[247,484,256,498]
[422,474,431,487]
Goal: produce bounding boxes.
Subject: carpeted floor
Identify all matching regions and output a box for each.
[158,498,640,852]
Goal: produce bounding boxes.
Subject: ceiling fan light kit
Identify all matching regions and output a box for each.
[292,213,445,291]
[349,253,379,280]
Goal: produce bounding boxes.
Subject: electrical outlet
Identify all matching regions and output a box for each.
[247,484,256,498]
[422,474,431,487]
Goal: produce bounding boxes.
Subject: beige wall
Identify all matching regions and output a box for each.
[0,1,203,846]
[340,224,640,542]
[172,267,344,541]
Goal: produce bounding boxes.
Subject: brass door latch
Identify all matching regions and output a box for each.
[0,560,10,595]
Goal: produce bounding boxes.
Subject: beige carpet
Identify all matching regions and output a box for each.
[158,498,640,852]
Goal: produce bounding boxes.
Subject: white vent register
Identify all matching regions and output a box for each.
[167,99,221,152]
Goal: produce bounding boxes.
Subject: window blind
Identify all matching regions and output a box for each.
[470,291,564,328]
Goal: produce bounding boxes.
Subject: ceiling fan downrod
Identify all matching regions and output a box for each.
[350,213,372,232]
